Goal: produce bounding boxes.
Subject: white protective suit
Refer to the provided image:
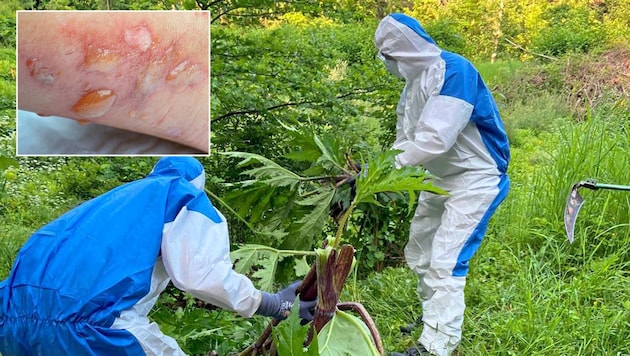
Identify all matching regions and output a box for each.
[374,14,511,355]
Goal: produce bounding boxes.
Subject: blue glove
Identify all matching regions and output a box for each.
[256,281,317,321]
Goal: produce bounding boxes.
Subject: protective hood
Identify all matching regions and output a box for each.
[149,156,206,190]
[374,13,442,80]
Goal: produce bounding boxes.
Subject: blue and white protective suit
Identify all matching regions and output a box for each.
[375,14,510,355]
[0,157,261,355]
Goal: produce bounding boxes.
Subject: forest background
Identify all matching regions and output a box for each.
[1,0,630,355]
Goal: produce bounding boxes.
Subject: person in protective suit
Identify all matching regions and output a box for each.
[0,156,316,355]
[374,13,510,356]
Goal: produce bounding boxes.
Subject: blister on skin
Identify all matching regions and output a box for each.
[60,19,206,123]
[135,61,164,97]
[71,89,117,118]
[26,58,57,85]
[84,47,122,74]
[166,60,205,92]
[123,24,152,52]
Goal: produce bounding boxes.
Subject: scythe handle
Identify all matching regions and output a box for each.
[579,179,630,191]
[592,183,630,191]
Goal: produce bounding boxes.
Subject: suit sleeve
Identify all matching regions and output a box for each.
[160,195,261,318]
[393,89,407,149]
[393,94,473,167]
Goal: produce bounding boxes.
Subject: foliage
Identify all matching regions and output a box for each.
[272,298,319,356]
[0,7,16,48]
[422,18,468,55]
[150,286,269,354]
[0,155,17,199]
[0,48,15,121]
[317,310,380,355]
[341,267,423,351]
[532,4,605,56]
[409,0,623,61]
[230,244,312,291]
[601,0,630,45]
[211,21,398,161]
[223,130,443,288]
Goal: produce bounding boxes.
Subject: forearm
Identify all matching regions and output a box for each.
[17,11,209,152]
[161,207,261,317]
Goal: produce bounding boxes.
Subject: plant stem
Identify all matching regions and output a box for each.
[243,244,317,257]
[332,202,355,249]
[338,302,384,355]
[300,174,347,182]
[205,188,257,231]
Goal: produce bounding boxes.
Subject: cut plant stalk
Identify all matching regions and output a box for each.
[313,243,364,334]
[239,217,382,355]
[313,246,337,332]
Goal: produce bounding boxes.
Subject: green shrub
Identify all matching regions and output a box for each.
[533,4,605,56]
[425,18,468,56]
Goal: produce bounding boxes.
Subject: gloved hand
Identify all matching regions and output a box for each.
[256,281,318,321]
[346,162,368,187]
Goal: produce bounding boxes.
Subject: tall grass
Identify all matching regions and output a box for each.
[459,107,630,355]
[0,224,31,280]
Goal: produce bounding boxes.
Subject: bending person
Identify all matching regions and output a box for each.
[0,156,315,355]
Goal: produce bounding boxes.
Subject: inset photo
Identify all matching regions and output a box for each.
[16,10,210,156]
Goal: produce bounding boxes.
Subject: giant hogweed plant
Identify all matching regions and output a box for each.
[210,130,444,355]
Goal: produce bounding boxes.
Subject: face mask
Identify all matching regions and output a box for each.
[378,52,403,79]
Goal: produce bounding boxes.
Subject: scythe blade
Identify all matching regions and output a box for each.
[563,179,630,243]
[564,182,585,243]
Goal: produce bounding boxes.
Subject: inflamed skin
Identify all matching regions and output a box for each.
[17,11,210,153]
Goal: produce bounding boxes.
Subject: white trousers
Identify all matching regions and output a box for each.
[405,174,507,356]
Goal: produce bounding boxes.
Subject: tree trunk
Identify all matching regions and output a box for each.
[491,0,505,63]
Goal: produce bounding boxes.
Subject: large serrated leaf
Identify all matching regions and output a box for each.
[273,297,318,356]
[222,151,303,189]
[313,134,344,172]
[284,132,323,163]
[354,150,446,208]
[230,244,281,290]
[230,244,263,273]
[231,244,311,290]
[295,186,335,238]
[293,256,311,276]
[318,310,380,356]
[252,259,278,291]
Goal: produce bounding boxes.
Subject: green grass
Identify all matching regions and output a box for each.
[0,47,15,121]
[0,223,31,280]
[476,60,523,89]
